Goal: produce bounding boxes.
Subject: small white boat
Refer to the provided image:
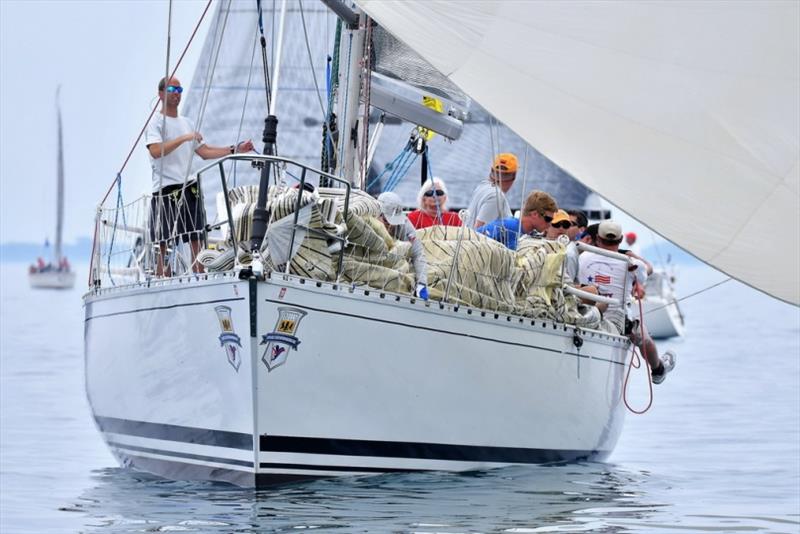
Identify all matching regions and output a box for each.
[29,268,76,290]
[641,270,685,339]
[30,87,75,290]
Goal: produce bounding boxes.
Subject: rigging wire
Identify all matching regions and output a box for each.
[256,0,273,117]
[298,0,337,177]
[298,0,327,118]
[230,24,261,188]
[644,277,732,314]
[170,0,231,255]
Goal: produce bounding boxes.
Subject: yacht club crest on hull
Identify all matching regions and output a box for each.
[261,307,307,371]
[214,305,242,371]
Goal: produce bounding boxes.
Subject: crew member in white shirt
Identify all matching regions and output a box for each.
[145,76,254,275]
[377,192,429,300]
[578,220,676,384]
[463,153,518,228]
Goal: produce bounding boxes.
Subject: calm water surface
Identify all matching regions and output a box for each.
[1,262,798,533]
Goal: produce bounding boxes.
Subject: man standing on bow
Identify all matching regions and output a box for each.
[464,153,518,228]
[145,76,254,275]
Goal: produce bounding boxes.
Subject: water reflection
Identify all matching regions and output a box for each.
[68,463,661,532]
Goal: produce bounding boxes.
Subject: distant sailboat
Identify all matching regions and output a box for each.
[29,87,76,290]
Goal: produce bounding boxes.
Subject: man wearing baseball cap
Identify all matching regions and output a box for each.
[578,220,676,384]
[377,192,429,300]
[464,152,518,228]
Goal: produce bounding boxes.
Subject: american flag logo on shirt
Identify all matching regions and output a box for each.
[593,274,612,285]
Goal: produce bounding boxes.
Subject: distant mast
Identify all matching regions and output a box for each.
[54,86,64,265]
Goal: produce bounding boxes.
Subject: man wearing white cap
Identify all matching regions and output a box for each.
[579,220,676,384]
[377,192,429,300]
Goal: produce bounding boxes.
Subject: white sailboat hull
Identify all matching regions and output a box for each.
[29,270,76,289]
[642,296,685,339]
[84,274,630,487]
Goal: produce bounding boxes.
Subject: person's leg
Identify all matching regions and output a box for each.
[630,320,676,383]
[155,242,173,277]
[190,238,205,273]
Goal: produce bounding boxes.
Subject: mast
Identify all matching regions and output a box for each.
[54,86,64,264]
[333,4,365,187]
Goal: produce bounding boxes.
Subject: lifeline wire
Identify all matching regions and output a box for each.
[644,277,732,315]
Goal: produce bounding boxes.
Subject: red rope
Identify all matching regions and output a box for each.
[90,0,213,285]
[623,295,654,414]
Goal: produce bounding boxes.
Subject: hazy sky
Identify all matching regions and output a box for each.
[0,0,210,244]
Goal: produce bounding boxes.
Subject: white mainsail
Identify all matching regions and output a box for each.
[357,0,800,306]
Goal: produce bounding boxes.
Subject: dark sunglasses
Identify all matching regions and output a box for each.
[166,85,183,94]
[551,221,572,229]
[539,213,553,223]
[423,189,446,197]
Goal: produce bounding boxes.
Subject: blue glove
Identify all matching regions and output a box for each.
[415,283,429,301]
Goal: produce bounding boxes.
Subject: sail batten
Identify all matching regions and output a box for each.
[358,0,800,305]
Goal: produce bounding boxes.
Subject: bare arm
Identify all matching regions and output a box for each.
[196,139,255,160]
[625,250,654,275]
[147,132,197,159]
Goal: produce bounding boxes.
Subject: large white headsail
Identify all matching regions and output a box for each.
[357,0,800,305]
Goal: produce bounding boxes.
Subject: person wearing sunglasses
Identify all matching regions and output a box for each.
[145,76,255,276]
[545,209,573,239]
[407,177,462,229]
[567,209,588,241]
[476,190,557,250]
[463,152,518,228]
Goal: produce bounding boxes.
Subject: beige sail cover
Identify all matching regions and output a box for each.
[357,0,800,305]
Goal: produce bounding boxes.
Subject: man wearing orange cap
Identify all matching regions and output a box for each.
[464,153,518,228]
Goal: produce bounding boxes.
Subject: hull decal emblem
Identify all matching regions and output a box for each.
[215,305,243,371]
[260,307,307,371]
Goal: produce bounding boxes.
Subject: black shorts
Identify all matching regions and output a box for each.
[149,182,206,243]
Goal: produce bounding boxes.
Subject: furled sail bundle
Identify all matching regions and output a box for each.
[357,0,800,305]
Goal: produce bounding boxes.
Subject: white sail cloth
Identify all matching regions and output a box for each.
[357,0,800,306]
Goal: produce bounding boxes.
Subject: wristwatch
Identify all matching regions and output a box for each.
[229,144,236,154]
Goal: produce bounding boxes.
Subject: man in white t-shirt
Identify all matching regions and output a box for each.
[464,153,518,228]
[145,76,254,275]
[579,220,676,384]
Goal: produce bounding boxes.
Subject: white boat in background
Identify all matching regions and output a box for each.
[83,0,798,487]
[642,269,685,340]
[29,87,75,290]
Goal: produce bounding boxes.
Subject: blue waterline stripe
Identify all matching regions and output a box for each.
[106,440,254,468]
[95,416,601,466]
[260,434,599,464]
[94,415,253,450]
[258,462,428,473]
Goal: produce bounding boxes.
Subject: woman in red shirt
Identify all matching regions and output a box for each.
[407,177,462,229]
